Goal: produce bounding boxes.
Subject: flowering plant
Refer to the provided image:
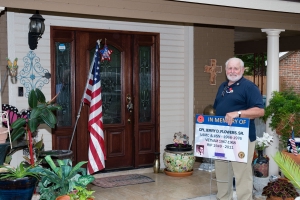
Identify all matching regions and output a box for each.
[255,132,274,151]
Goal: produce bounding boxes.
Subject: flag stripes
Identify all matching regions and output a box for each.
[83,40,106,174]
[291,128,298,156]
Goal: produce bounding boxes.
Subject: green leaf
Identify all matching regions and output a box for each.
[47,104,62,111]
[35,88,46,103]
[11,118,26,129]
[273,151,300,189]
[37,104,46,109]
[28,118,39,133]
[77,175,95,186]
[40,114,55,128]
[28,89,38,108]
[11,126,26,141]
[44,155,58,174]
[41,109,57,125]
[30,107,42,120]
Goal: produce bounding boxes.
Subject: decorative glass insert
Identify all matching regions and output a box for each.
[90,45,121,124]
[139,46,152,122]
[55,42,72,127]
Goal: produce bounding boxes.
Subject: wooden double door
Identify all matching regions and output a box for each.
[51,27,159,171]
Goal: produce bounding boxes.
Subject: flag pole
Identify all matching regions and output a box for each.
[68,39,101,150]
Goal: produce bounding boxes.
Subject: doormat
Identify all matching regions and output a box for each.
[92,174,154,188]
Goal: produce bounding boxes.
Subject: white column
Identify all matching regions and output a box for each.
[261,29,284,176]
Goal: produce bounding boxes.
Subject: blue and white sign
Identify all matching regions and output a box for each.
[59,43,66,52]
[194,115,250,163]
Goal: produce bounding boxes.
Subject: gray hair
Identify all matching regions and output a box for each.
[225,57,244,69]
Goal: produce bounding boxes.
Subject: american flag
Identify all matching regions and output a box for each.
[290,128,298,156]
[83,40,106,174]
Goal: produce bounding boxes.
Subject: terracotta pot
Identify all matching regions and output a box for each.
[267,197,295,200]
[55,195,70,200]
[282,150,300,165]
[164,168,193,177]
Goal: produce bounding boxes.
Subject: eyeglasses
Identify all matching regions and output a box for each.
[222,86,233,97]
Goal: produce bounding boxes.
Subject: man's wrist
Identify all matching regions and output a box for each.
[237,111,241,117]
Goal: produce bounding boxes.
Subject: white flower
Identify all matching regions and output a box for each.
[255,132,273,150]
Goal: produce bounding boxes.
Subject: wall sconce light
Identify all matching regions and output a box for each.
[28,11,45,50]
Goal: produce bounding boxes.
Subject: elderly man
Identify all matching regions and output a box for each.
[213,57,265,200]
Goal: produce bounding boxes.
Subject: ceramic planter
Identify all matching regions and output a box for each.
[0,177,38,200]
[38,150,73,168]
[163,145,195,173]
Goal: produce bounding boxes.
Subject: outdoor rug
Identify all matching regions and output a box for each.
[93,174,154,188]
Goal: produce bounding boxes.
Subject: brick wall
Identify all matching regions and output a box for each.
[279,51,300,93]
[194,26,234,115]
[0,12,8,104]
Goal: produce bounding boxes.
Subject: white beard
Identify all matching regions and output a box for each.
[227,74,242,82]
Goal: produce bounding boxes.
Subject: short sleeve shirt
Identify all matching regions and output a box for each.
[213,77,264,142]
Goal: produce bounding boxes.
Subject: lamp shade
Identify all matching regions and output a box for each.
[28,11,45,50]
[29,12,45,37]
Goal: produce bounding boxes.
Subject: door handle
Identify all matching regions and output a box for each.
[126,94,133,113]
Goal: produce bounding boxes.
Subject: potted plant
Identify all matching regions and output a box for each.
[262,178,299,200]
[163,132,195,177]
[10,88,62,165]
[34,155,95,200]
[65,185,95,200]
[262,89,300,146]
[260,151,300,200]
[253,132,273,195]
[0,162,40,200]
[273,151,300,189]
[253,132,273,177]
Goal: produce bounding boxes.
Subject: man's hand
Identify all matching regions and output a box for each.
[225,111,239,125]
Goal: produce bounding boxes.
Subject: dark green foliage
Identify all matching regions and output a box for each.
[32,155,95,200]
[262,178,299,198]
[0,162,40,180]
[11,88,61,141]
[273,152,300,189]
[262,89,300,146]
[67,185,95,200]
[236,54,267,75]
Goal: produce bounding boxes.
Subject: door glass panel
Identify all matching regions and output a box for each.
[139,46,152,122]
[90,45,121,124]
[55,42,72,127]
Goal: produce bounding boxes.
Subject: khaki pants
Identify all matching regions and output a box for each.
[215,140,255,200]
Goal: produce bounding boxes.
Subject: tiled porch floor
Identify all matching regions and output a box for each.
[90,161,219,200]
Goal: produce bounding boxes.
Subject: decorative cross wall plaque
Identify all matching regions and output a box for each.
[204,59,222,85]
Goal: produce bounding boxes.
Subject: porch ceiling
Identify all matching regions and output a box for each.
[234,27,300,54]
[235,27,300,42]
